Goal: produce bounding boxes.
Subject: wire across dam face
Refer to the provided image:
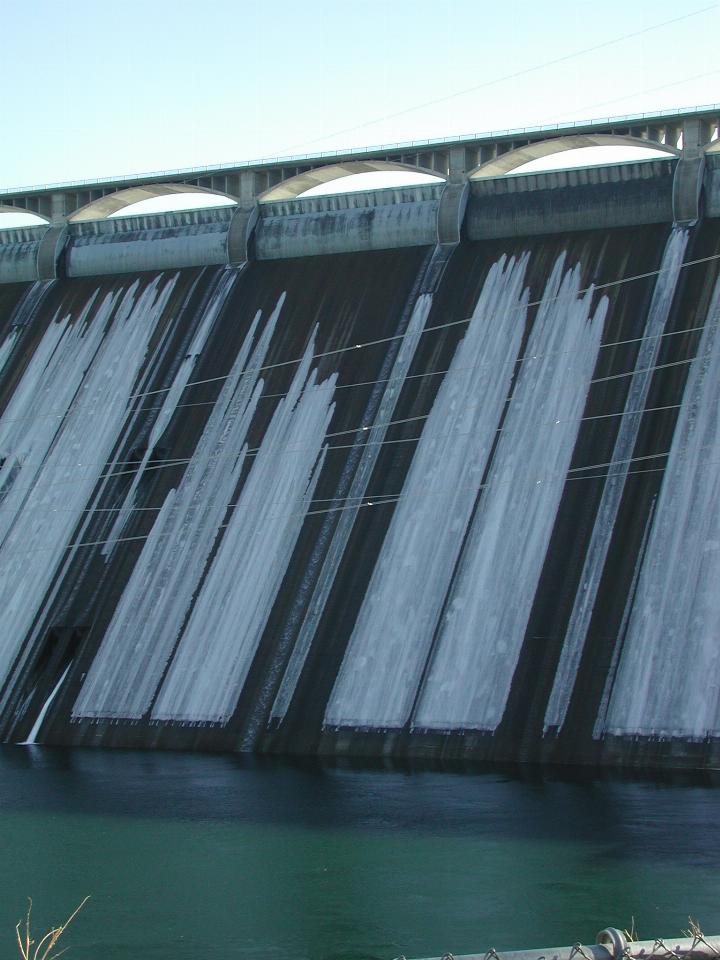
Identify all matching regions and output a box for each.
[0,221,719,768]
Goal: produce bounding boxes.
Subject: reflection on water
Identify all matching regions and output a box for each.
[0,747,719,960]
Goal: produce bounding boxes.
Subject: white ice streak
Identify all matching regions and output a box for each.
[0,328,18,381]
[592,493,657,740]
[603,275,720,738]
[324,254,530,729]
[152,336,336,724]
[414,256,606,731]
[543,227,688,732]
[73,295,285,720]
[0,300,97,527]
[0,276,176,690]
[101,270,236,557]
[271,293,433,722]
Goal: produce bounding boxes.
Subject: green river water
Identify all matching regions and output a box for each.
[0,747,718,960]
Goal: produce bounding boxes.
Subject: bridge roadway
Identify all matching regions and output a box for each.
[1,106,719,283]
[0,105,718,224]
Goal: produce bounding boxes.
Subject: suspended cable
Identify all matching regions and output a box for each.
[270,4,720,155]
[17,400,693,518]
[0,345,705,496]
[545,68,720,126]
[39,443,710,555]
[1,252,718,432]
[126,251,720,403]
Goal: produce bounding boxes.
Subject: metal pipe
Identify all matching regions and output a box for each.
[410,928,720,960]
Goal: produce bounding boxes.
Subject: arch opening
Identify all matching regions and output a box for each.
[0,207,49,229]
[260,161,446,202]
[69,184,237,222]
[470,134,679,179]
[299,170,444,198]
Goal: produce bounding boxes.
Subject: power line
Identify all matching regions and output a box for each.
[0,341,708,496]
[40,442,710,555]
[23,403,682,514]
[10,399,694,516]
[2,250,719,431]
[545,68,720,125]
[128,251,720,404]
[270,5,720,155]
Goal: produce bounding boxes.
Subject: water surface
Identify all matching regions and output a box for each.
[1,747,718,960]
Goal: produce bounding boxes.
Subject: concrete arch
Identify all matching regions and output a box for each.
[68,183,237,222]
[470,133,679,179]
[259,160,446,202]
[0,205,49,223]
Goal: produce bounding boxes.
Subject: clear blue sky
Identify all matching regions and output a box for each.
[2,0,719,188]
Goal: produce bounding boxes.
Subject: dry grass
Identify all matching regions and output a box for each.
[624,917,638,943]
[684,918,704,939]
[15,897,89,960]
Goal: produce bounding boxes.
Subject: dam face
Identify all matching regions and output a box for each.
[1,194,720,768]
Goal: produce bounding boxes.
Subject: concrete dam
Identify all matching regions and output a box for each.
[2,108,720,769]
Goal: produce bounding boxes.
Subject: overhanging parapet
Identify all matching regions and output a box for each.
[466,158,676,239]
[255,184,443,259]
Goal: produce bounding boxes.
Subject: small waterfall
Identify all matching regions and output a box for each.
[324,254,529,730]
[0,276,177,690]
[20,662,72,745]
[270,292,433,723]
[72,295,284,720]
[152,337,336,724]
[543,227,689,733]
[603,274,720,738]
[414,256,607,731]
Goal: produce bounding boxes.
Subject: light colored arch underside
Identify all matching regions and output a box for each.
[0,204,50,222]
[68,183,237,222]
[470,133,680,179]
[259,160,446,202]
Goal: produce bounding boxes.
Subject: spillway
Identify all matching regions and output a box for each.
[0,183,719,769]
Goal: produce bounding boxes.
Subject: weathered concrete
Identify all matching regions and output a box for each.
[673,156,706,223]
[3,150,720,279]
[0,237,42,283]
[226,204,260,264]
[466,158,675,239]
[254,185,442,259]
[66,217,229,277]
[0,225,47,282]
[704,152,720,216]
[436,181,469,244]
[36,224,68,280]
